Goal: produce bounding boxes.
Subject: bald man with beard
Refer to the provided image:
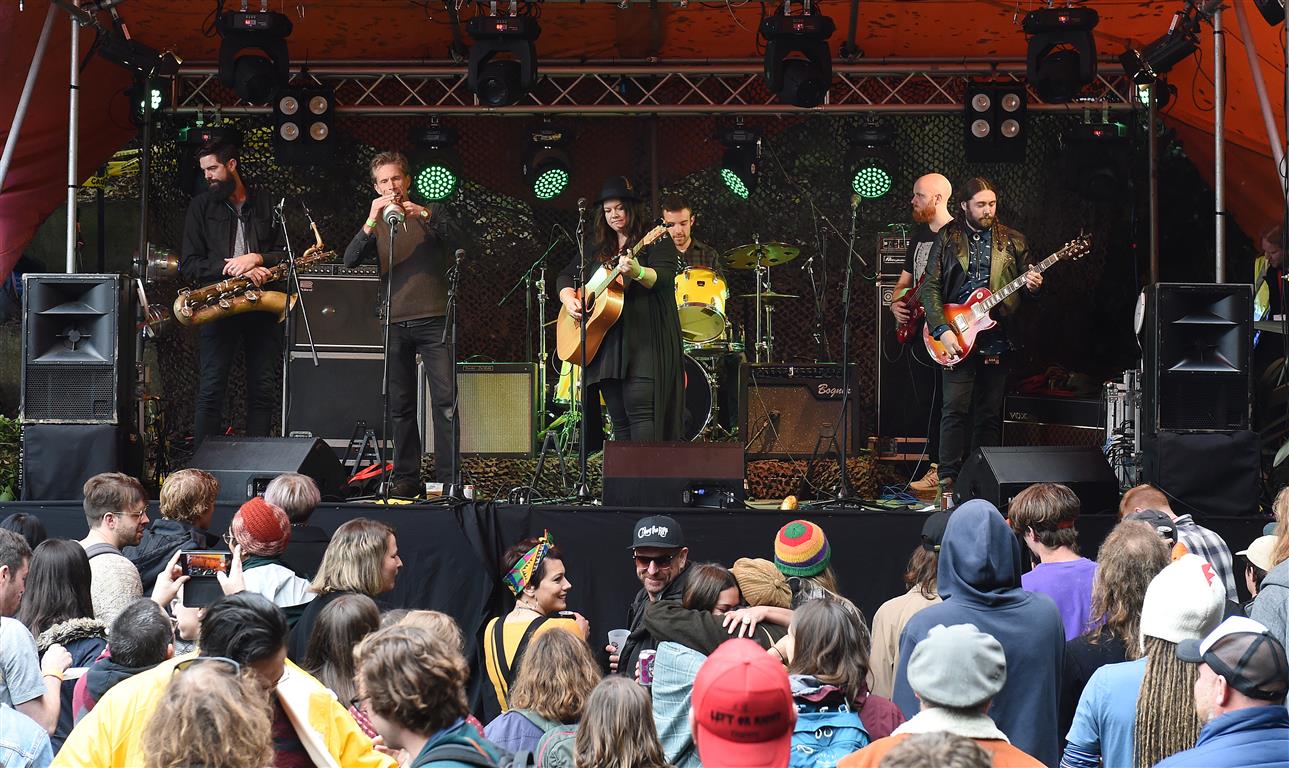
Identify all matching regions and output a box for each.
[890,173,954,498]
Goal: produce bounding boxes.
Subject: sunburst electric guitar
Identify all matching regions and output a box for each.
[923,232,1091,367]
[556,224,671,364]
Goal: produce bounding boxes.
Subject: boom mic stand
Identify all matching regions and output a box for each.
[279,201,321,434]
[573,197,595,503]
[439,247,465,500]
[833,194,862,503]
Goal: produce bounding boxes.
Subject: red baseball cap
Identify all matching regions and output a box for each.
[692,639,796,768]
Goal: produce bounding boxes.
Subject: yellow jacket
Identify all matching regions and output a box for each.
[53,654,396,768]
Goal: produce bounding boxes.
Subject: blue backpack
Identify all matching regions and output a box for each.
[788,701,870,768]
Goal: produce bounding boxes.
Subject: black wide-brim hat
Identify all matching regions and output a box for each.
[595,176,641,205]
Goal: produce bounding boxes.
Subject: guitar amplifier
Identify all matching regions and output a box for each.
[1003,395,1104,448]
[742,363,862,459]
[418,362,537,457]
[878,235,910,277]
[291,274,382,350]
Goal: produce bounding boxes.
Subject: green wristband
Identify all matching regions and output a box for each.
[635,262,645,280]
[365,218,377,229]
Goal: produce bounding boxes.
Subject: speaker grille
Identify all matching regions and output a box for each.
[420,363,536,457]
[743,364,858,459]
[22,366,116,423]
[21,274,121,424]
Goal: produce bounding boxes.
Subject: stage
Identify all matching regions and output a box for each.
[3,498,1268,716]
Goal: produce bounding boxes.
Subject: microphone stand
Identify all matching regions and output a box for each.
[834,196,861,503]
[573,199,595,503]
[377,207,402,503]
[279,202,320,435]
[808,216,828,362]
[439,247,465,500]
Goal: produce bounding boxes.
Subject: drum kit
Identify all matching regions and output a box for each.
[552,238,803,443]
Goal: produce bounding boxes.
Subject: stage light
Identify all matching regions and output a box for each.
[126,77,168,126]
[846,125,894,200]
[1255,0,1286,26]
[272,86,333,165]
[412,125,460,201]
[963,82,1027,163]
[217,10,292,105]
[1023,6,1099,103]
[1119,4,1206,85]
[524,127,571,200]
[719,128,760,199]
[761,7,836,108]
[467,15,540,108]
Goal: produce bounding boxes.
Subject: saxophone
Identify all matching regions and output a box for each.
[174,220,335,326]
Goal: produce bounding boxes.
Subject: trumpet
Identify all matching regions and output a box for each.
[173,221,335,326]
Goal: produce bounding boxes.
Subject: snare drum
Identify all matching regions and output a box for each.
[675,267,728,344]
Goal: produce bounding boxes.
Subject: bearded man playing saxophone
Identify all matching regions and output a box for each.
[179,139,286,447]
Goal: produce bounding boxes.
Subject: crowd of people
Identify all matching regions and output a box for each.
[0,471,1287,768]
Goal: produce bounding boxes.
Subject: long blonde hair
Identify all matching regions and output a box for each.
[574,677,672,768]
[1087,520,1170,655]
[1271,486,1289,568]
[311,518,394,595]
[509,629,602,723]
[142,663,273,768]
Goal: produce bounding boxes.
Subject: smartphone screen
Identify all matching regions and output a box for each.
[178,551,231,578]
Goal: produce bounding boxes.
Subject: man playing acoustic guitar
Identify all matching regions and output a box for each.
[918,177,1041,503]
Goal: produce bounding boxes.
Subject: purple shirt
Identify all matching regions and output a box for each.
[1022,557,1097,641]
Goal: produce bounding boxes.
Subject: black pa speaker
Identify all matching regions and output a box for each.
[956,445,1119,516]
[21,423,123,500]
[189,436,346,503]
[286,352,385,445]
[21,274,125,423]
[1142,430,1260,518]
[603,441,745,508]
[1142,283,1252,433]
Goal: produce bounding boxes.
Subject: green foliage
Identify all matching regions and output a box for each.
[0,417,18,500]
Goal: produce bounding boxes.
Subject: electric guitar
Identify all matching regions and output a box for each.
[556,224,671,364]
[923,232,1091,367]
[893,274,927,343]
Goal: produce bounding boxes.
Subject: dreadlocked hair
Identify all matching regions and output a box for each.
[1133,636,1202,768]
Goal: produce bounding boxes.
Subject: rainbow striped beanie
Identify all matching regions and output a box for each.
[774,519,831,577]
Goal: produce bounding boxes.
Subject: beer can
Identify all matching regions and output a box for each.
[639,649,657,686]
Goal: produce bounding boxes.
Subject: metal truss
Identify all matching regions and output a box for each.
[168,59,1136,116]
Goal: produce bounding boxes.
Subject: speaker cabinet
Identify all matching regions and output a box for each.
[1142,430,1260,519]
[419,362,537,457]
[285,351,385,445]
[603,441,745,507]
[189,436,346,503]
[742,364,860,459]
[956,445,1119,516]
[21,423,123,500]
[1142,283,1252,433]
[21,274,124,423]
[292,275,382,350]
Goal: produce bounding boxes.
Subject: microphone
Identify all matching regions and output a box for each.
[277,197,286,210]
[850,193,860,212]
[300,201,316,226]
[577,197,587,214]
[383,203,406,224]
[454,248,466,261]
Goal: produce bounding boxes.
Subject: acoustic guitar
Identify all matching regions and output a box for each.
[556,224,671,364]
[922,232,1091,367]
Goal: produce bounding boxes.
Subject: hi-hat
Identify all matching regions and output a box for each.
[722,242,800,270]
[737,291,799,301]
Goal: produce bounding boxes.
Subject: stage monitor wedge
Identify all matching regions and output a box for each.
[190,436,346,503]
[955,445,1119,516]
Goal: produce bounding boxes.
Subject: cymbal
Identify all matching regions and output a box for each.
[722,242,800,270]
[737,291,800,301]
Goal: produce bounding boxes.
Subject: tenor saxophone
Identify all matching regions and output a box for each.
[174,221,335,326]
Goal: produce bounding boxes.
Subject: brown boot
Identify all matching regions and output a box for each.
[910,464,939,500]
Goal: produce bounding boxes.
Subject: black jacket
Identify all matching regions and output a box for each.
[279,524,331,581]
[180,185,286,287]
[123,518,222,593]
[618,564,692,677]
[918,218,1032,349]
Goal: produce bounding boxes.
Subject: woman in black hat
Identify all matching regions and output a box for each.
[556,176,684,445]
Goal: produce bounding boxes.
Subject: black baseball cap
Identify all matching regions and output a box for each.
[921,511,951,552]
[1126,509,1178,544]
[629,515,685,549]
[1176,616,1289,701]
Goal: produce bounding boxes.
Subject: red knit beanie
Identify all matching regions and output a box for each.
[230,497,291,557]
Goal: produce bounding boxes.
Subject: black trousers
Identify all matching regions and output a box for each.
[938,352,1009,481]
[388,316,457,484]
[195,311,281,445]
[600,377,657,441]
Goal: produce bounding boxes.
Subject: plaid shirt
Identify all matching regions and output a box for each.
[1173,514,1238,602]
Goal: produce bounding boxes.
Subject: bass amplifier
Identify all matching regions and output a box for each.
[291,274,382,350]
[285,351,386,447]
[419,362,537,457]
[742,363,861,459]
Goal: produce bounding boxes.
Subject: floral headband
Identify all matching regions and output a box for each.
[504,531,555,598]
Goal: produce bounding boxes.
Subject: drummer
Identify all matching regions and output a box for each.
[660,194,723,277]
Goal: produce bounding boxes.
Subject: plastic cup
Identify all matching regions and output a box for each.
[607,628,629,650]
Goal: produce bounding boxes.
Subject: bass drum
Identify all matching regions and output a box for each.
[682,354,713,441]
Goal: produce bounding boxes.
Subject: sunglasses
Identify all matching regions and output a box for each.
[634,553,677,568]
